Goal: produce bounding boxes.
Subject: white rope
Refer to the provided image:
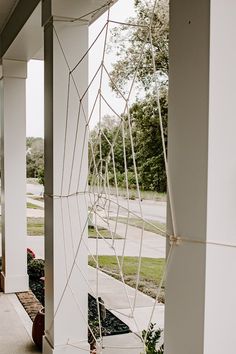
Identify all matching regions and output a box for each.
[148,25,177,237]
[45,2,179,353]
[88,203,142,333]
[60,73,71,195]
[60,198,69,278]
[143,243,174,346]
[47,193,103,332]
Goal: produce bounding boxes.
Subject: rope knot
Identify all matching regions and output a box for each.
[169,235,181,246]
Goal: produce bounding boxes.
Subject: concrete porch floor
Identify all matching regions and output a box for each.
[0,269,164,354]
[0,291,155,354]
[0,292,41,354]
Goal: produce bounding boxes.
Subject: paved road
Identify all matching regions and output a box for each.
[89,194,167,224]
[27,183,167,223]
[26,195,166,259]
[27,183,44,196]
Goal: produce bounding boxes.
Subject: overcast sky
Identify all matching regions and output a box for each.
[26,0,135,137]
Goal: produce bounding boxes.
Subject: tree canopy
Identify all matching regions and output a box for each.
[90,89,167,193]
[90,0,169,193]
[109,0,168,93]
[26,137,44,184]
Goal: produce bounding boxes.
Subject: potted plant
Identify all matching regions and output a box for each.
[32,305,45,349]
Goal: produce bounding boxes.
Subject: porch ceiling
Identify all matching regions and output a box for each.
[0,0,117,61]
[0,0,19,33]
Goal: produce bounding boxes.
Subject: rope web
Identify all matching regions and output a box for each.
[45,1,178,353]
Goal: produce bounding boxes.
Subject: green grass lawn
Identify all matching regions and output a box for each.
[88,255,165,302]
[111,217,166,236]
[27,218,119,239]
[27,217,44,236]
[27,202,43,210]
[109,187,166,201]
[90,186,166,201]
[30,196,44,202]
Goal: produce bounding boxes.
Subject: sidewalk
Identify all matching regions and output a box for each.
[88,267,164,334]
[25,239,165,332]
[26,196,166,259]
[27,230,165,260]
[27,197,44,208]
[27,196,165,330]
[26,195,165,353]
[88,220,166,258]
[27,197,44,218]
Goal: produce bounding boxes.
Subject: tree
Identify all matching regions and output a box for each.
[129,91,167,192]
[89,115,131,187]
[109,0,168,93]
[26,137,44,183]
[106,0,169,192]
[89,89,168,193]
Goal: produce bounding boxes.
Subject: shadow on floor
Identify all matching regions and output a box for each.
[24,342,41,353]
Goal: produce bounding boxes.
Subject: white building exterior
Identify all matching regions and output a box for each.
[0,1,236,353]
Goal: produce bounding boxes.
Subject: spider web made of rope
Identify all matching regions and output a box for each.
[45,1,176,353]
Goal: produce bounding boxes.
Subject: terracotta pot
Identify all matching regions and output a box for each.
[32,307,45,349]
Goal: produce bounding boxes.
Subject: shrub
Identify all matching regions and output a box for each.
[28,258,45,306]
[27,248,36,263]
[29,278,44,306]
[141,323,164,354]
[28,259,45,280]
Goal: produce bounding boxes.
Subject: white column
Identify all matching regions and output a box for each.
[0,59,28,293]
[165,1,236,353]
[42,1,89,353]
